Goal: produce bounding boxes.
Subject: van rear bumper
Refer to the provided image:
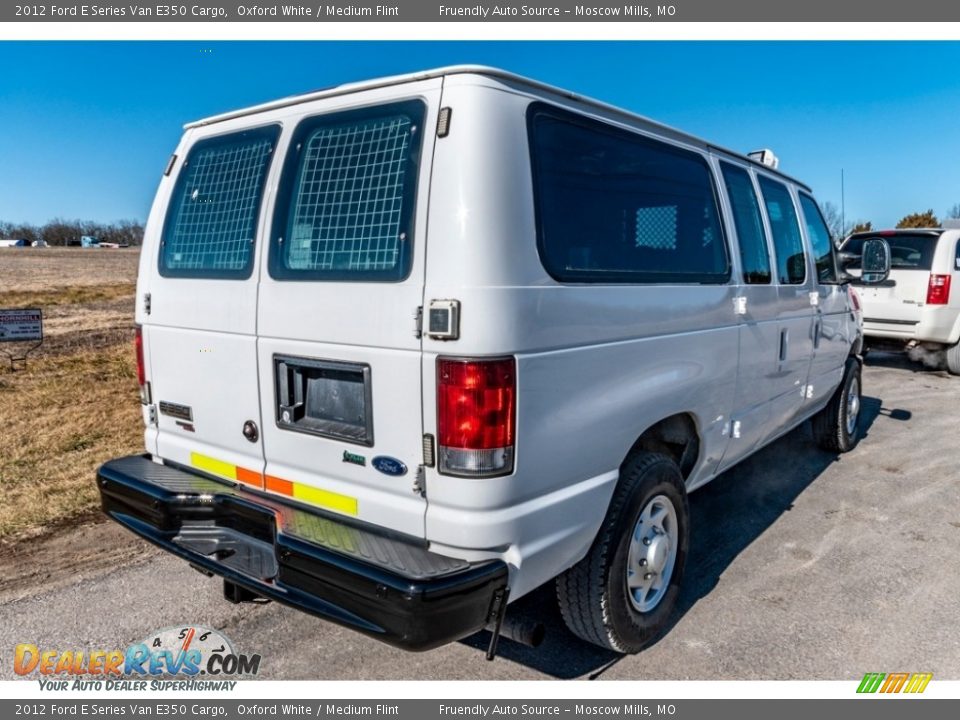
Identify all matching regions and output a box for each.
[96,455,508,652]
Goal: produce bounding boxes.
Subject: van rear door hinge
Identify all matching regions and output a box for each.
[144,293,152,315]
[414,306,423,339]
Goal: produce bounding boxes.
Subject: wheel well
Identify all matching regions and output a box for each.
[626,413,700,480]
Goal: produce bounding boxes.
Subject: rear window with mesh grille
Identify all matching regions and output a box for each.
[528,103,729,284]
[270,100,425,282]
[160,125,279,278]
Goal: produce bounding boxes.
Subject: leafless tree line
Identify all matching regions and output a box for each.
[0,218,144,246]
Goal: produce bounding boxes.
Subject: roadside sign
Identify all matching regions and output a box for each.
[0,308,43,342]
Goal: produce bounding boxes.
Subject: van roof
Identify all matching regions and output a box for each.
[186,64,810,191]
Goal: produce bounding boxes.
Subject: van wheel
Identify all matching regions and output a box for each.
[556,452,689,654]
[813,357,862,452]
[946,342,960,375]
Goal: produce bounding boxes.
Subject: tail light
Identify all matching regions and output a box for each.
[437,357,515,477]
[926,274,951,305]
[134,326,149,404]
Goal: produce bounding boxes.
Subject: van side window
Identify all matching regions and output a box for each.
[955,238,960,271]
[799,194,838,283]
[160,125,279,278]
[757,176,806,284]
[528,104,729,284]
[720,163,771,284]
[269,100,425,282]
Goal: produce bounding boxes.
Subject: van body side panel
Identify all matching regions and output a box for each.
[255,80,443,538]
[420,81,737,598]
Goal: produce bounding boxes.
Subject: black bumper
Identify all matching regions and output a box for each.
[97,455,508,651]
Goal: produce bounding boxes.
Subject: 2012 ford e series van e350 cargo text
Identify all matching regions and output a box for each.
[97,66,892,657]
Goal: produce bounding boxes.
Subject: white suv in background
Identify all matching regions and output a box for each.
[842,227,960,374]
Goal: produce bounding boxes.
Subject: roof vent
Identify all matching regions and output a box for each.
[748,149,780,169]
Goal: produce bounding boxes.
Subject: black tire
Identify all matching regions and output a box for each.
[813,357,862,453]
[556,452,689,654]
[946,342,960,376]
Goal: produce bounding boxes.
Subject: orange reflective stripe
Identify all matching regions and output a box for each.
[265,475,294,496]
[235,466,262,487]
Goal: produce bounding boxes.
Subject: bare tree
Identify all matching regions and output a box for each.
[945,203,960,220]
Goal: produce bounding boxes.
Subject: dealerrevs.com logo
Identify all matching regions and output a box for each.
[14,626,261,691]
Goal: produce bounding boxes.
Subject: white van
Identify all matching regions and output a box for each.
[841,228,960,374]
[98,66,890,656]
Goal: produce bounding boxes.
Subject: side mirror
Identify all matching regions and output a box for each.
[860,238,891,284]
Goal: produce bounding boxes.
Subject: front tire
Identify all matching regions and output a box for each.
[813,357,862,452]
[556,452,689,653]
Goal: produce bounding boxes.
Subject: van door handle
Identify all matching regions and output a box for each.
[813,318,822,349]
[779,328,789,362]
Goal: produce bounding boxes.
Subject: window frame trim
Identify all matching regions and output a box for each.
[526,101,733,286]
[266,98,427,284]
[756,172,808,286]
[798,191,841,286]
[718,159,774,286]
[158,123,282,280]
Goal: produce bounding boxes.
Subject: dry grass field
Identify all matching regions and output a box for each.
[0,248,142,541]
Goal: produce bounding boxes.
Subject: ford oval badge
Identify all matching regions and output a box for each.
[372,456,407,477]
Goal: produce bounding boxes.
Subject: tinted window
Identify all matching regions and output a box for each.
[799,194,838,283]
[843,234,938,270]
[758,176,806,284]
[270,100,425,282]
[956,239,960,271]
[528,105,729,284]
[720,163,771,284]
[160,126,279,278]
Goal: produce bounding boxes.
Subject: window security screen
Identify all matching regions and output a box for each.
[160,126,278,278]
[272,101,425,281]
[528,104,729,284]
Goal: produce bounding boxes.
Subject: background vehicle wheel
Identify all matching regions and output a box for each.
[556,452,689,654]
[946,342,960,375]
[813,357,862,452]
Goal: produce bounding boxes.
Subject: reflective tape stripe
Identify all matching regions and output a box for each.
[235,466,262,487]
[190,452,237,481]
[189,451,357,516]
[292,483,358,516]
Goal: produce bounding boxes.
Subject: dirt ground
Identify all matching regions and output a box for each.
[0,248,142,540]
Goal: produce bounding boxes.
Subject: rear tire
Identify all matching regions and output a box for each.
[946,342,960,375]
[813,357,862,452]
[556,452,689,654]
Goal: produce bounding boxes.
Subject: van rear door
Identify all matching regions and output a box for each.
[255,82,441,539]
[143,124,280,484]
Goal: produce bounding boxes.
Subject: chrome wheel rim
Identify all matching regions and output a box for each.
[626,494,679,613]
[845,375,861,436]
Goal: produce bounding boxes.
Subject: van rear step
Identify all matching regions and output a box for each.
[96,455,508,651]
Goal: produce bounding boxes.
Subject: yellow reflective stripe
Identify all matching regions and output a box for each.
[189,451,359,516]
[292,482,358,516]
[190,452,237,481]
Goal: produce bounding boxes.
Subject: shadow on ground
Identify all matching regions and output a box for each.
[460,385,912,678]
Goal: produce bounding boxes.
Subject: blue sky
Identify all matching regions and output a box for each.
[1,41,958,229]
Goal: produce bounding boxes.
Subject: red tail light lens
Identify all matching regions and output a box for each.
[437,357,515,477]
[134,326,148,403]
[927,274,951,305]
